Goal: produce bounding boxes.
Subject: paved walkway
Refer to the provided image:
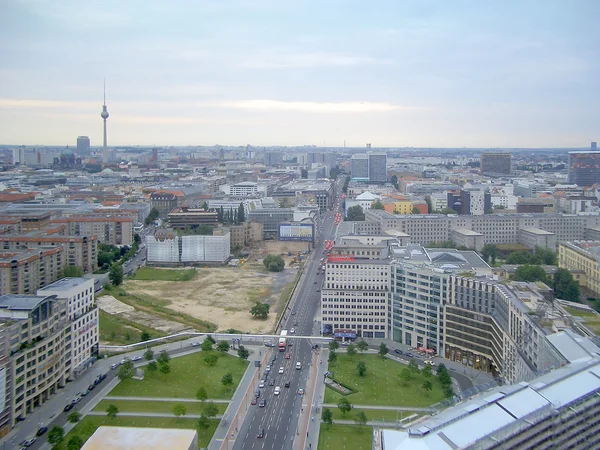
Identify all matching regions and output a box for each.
[87,411,225,419]
[103,396,230,403]
[321,403,435,412]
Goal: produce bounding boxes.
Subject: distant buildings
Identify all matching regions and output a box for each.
[350,153,369,179]
[146,229,230,264]
[569,151,600,186]
[559,241,600,298]
[350,152,387,183]
[0,247,64,295]
[263,152,283,166]
[480,152,512,175]
[76,136,90,155]
[167,208,218,229]
[248,208,294,239]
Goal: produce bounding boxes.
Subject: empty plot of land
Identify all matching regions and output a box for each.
[97,295,135,314]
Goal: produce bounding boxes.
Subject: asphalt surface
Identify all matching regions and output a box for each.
[232,181,343,450]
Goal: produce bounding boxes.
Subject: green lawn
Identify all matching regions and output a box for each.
[564,306,600,333]
[57,415,218,450]
[328,407,421,422]
[318,424,372,450]
[131,267,197,281]
[93,399,228,415]
[324,354,445,407]
[99,310,166,345]
[109,352,248,399]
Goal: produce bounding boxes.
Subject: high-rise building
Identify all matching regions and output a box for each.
[351,154,369,179]
[480,152,512,175]
[368,152,387,183]
[569,151,600,186]
[76,136,90,155]
[263,152,283,166]
[592,141,598,151]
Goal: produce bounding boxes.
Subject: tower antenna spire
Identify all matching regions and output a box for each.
[101,78,110,150]
[103,78,106,105]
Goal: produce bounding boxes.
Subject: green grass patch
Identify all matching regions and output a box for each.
[328,407,421,422]
[564,306,600,333]
[324,354,445,407]
[58,415,217,450]
[104,284,217,332]
[318,424,372,450]
[99,310,166,345]
[109,352,248,399]
[131,267,197,282]
[93,399,227,415]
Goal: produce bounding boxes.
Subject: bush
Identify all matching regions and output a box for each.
[263,254,285,272]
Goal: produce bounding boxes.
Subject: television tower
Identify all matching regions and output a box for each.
[101,79,109,149]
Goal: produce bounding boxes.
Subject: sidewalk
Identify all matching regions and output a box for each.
[103,396,230,404]
[321,404,435,412]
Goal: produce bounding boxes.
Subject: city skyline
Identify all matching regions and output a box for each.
[0,0,598,147]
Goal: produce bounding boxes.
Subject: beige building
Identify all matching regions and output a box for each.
[0,247,64,295]
[559,241,600,297]
[52,215,134,246]
[82,426,198,450]
[227,221,263,249]
[450,228,484,251]
[0,294,71,429]
[518,227,557,251]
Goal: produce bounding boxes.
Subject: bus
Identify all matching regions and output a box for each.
[279,330,288,351]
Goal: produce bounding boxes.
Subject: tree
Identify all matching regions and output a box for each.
[356,339,368,353]
[67,410,81,423]
[280,197,291,208]
[422,364,433,378]
[134,233,142,246]
[62,265,83,278]
[328,351,337,364]
[346,343,357,357]
[250,302,270,319]
[512,264,549,283]
[237,345,249,360]
[372,200,384,210]
[322,407,333,426]
[47,426,64,447]
[159,362,171,374]
[140,331,151,342]
[443,385,455,398]
[173,403,186,419]
[206,334,216,344]
[355,411,368,427]
[408,359,420,375]
[237,202,245,223]
[535,247,557,265]
[201,339,213,352]
[144,348,154,361]
[506,251,536,265]
[399,368,413,386]
[217,340,230,353]
[346,205,365,221]
[390,175,399,190]
[108,263,123,286]
[263,254,285,272]
[107,404,119,419]
[554,268,581,302]
[196,387,208,402]
[356,360,367,377]
[337,397,352,416]
[147,361,157,371]
[222,372,234,390]
[145,207,160,225]
[67,435,84,450]
[204,353,218,366]
[422,379,433,394]
[329,340,339,351]
[157,350,170,365]
[118,360,135,380]
[481,244,499,265]
[196,224,214,235]
[197,414,211,432]
[378,342,388,359]
[202,401,219,418]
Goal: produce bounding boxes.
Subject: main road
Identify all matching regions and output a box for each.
[233,180,343,450]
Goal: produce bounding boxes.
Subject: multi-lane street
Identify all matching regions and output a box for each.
[233,181,342,450]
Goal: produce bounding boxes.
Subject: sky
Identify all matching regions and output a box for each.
[0,0,598,148]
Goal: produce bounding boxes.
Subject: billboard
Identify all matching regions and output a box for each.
[278,223,314,242]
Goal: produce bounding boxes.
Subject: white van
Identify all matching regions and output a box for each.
[296,362,302,370]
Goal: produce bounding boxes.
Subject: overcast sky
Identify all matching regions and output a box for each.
[0,0,598,148]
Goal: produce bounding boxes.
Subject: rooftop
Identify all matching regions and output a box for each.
[81,426,197,450]
[0,294,53,311]
[38,277,92,292]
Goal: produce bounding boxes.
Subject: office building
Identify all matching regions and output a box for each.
[273,179,333,212]
[263,152,283,166]
[248,208,294,239]
[368,152,387,183]
[351,154,369,179]
[0,246,64,295]
[167,208,218,229]
[0,294,70,428]
[76,136,90,155]
[38,277,98,377]
[447,189,491,215]
[375,331,600,450]
[592,141,597,151]
[146,230,230,264]
[321,257,390,339]
[569,151,600,186]
[559,241,600,298]
[480,152,512,175]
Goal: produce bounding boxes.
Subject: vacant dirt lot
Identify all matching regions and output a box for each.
[125,262,298,334]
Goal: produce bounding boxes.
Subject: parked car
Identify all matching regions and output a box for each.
[255,390,260,398]
[36,427,48,437]
[110,363,119,370]
[120,358,128,365]
[258,380,265,388]
[63,403,74,412]
[23,438,36,447]
[394,349,403,355]
[191,341,201,347]
[88,383,95,390]
[251,397,257,405]
[132,356,142,362]
[71,396,81,404]
[81,389,90,396]
[406,352,414,358]
[425,360,435,366]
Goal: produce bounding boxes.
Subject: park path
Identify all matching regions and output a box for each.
[87,411,225,419]
[103,396,231,403]
[321,403,435,412]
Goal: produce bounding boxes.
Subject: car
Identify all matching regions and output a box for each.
[264,369,270,377]
[285,353,291,359]
[296,362,302,370]
[89,383,96,390]
[425,360,435,366]
[110,363,119,370]
[255,390,261,398]
[191,341,200,347]
[23,438,36,447]
[290,328,295,334]
[120,358,128,365]
[71,396,81,404]
[288,341,293,347]
[63,403,74,412]
[274,386,281,395]
[132,356,142,361]
[81,389,90,396]
[317,289,320,292]
[251,397,257,405]
[268,379,275,386]
[314,281,317,284]
[258,380,265,388]
[297,388,305,395]
[291,311,296,315]
[259,399,266,407]
[278,366,284,374]
[285,381,291,388]
[406,352,414,358]
[312,344,319,349]
[266,364,271,370]
[36,427,48,436]
[257,428,265,438]
[264,342,274,347]
[394,349,403,355]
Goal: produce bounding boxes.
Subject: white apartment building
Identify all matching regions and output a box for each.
[219,181,259,197]
[321,258,390,339]
[146,231,230,264]
[429,192,448,212]
[38,277,98,376]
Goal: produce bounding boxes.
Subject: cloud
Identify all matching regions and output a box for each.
[239,51,392,69]
[219,100,406,113]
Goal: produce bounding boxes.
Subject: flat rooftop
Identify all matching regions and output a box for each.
[38,277,92,292]
[0,294,52,311]
[81,426,197,450]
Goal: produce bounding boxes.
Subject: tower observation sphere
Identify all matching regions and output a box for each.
[101,107,109,119]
